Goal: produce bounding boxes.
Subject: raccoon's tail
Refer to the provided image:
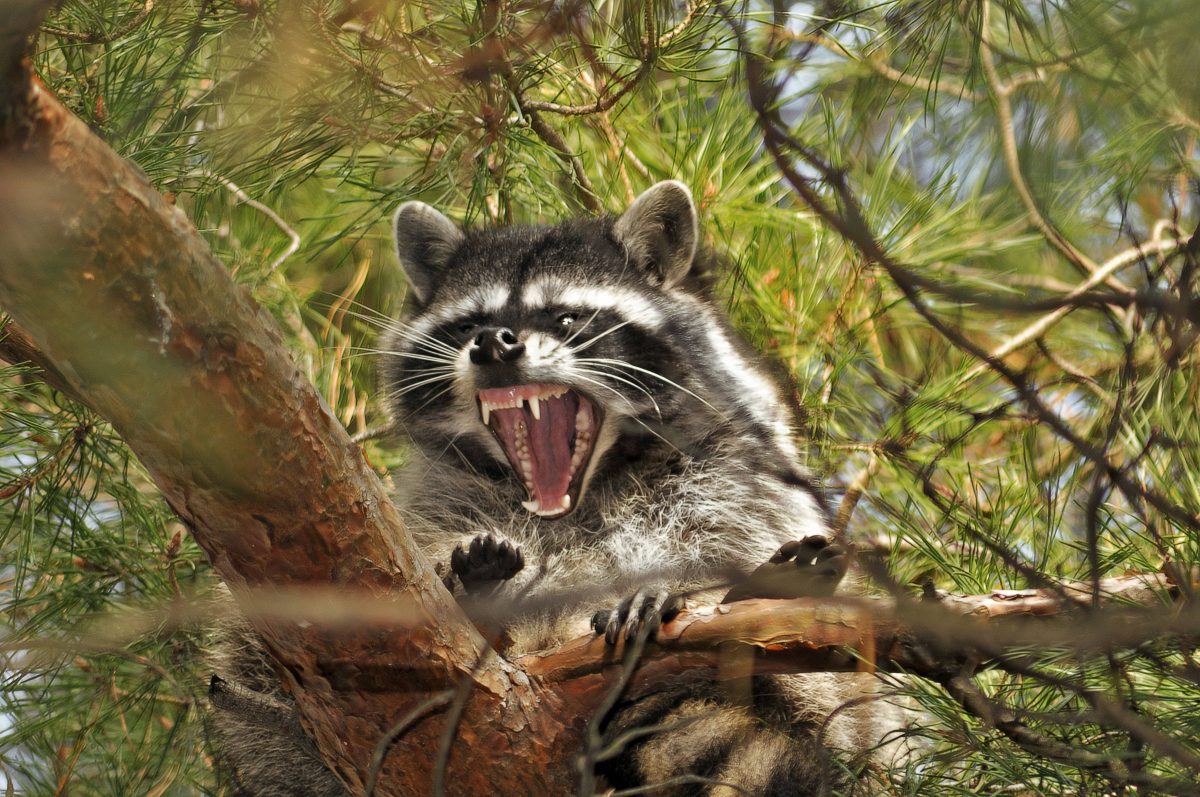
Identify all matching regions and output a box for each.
[594,675,874,797]
[206,673,348,797]
[204,600,349,797]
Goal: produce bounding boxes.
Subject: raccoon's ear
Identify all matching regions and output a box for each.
[392,202,465,304]
[613,180,698,288]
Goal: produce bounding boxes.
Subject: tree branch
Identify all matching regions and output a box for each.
[0,33,570,795]
[519,573,1192,689]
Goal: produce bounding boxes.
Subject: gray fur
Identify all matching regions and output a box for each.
[612,179,698,287]
[206,182,911,795]
[392,201,465,304]
[206,611,347,796]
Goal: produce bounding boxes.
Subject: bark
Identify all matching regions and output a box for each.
[0,11,571,793]
[0,11,1193,795]
[519,573,1191,691]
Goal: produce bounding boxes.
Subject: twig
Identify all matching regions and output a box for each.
[522,62,651,116]
[941,675,1200,795]
[0,423,89,500]
[209,175,301,273]
[966,233,1189,379]
[0,317,91,406]
[988,651,1200,777]
[41,0,155,45]
[509,73,602,213]
[519,572,1190,685]
[829,451,879,541]
[576,612,657,797]
[724,6,1200,534]
[657,0,711,49]
[364,691,454,797]
[604,774,753,796]
[977,1,1122,291]
[432,642,495,797]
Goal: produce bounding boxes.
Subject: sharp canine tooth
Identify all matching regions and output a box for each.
[561,495,571,510]
[481,402,491,425]
[529,396,540,419]
[521,499,540,513]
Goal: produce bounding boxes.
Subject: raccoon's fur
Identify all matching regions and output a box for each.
[206,181,909,796]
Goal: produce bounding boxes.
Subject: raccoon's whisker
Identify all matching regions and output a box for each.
[378,326,460,357]
[341,348,451,364]
[576,357,724,418]
[334,309,459,358]
[389,373,455,394]
[410,431,469,476]
[393,383,458,419]
[343,352,454,368]
[332,305,394,332]
[388,368,457,389]
[338,297,397,323]
[562,308,604,347]
[564,372,639,412]
[371,350,460,366]
[571,366,663,419]
[345,343,454,360]
[387,374,457,398]
[390,364,457,378]
[336,311,459,356]
[312,300,397,335]
[569,320,634,355]
[572,390,679,454]
[626,415,684,454]
[395,331,460,357]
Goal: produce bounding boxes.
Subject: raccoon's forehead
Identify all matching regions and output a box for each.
[416,274,665,330]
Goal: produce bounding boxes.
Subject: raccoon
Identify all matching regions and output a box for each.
[207,181,906,796]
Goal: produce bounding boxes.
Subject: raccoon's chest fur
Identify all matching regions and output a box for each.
[398,430,828,651]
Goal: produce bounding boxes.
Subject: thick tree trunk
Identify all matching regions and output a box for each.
[0,8,571,793]
[0,8,1190,795]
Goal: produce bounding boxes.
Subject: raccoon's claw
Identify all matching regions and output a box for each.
[449,534,524,594]
[722,535,851,603]
[591,589,685,646]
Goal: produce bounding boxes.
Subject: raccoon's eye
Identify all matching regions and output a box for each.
[556,313,577,328]
[457,322,478,335]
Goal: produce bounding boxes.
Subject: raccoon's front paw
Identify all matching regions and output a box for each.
[591,588,686,646]
[722,536,851,603]
[449,534,524,594]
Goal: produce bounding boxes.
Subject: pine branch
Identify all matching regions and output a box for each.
[4,6,1200,795]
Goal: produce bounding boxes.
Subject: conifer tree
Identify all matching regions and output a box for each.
[2,0,1198,794]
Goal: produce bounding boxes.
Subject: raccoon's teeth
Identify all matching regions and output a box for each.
[528,396,541,420]
[481,403,491,425]
[521,497,567,517]
[568,445,587,477]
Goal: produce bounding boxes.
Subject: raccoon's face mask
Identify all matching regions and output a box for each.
[386,181,699,519]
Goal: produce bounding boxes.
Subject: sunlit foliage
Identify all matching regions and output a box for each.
[3,0,1198,793]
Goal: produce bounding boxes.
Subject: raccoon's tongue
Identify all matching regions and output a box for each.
[478,385,595,518]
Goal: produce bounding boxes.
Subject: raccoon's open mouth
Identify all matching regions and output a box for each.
[476,384,600,519]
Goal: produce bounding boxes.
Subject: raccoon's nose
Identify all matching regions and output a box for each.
[470,327,526,365]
